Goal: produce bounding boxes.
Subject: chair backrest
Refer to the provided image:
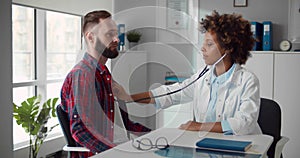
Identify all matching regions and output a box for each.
[56,105,77,147]
[117,99,131,139]
[258,98,282,158]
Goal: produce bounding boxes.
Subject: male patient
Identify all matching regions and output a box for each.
[59,10,150,158]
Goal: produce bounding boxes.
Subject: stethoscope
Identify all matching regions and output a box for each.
[125,53,227,103]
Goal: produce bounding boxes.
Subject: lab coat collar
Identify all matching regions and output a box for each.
[204,64,242,87]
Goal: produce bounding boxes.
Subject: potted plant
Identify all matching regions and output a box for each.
[126,30,142,49]
[13,95,59,158]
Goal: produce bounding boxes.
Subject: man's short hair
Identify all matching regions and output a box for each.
[82,10,111,33]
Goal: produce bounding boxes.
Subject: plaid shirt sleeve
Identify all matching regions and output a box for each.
[126,120,151,136]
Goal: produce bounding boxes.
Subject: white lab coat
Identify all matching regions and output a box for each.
[152,64,262,135]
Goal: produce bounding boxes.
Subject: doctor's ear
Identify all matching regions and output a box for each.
[224,48,233,54]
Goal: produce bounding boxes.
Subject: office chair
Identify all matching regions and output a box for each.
[116,99,131,139]
[258,98,289,158]
[56,105,90,153]
[116,99,151,138]
[57,101,150,156]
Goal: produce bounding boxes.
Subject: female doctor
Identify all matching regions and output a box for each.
[113,11,261,135]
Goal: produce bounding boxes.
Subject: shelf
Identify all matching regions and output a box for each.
[251,51,300,54]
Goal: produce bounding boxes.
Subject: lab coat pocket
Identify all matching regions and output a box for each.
[223,95,240,118]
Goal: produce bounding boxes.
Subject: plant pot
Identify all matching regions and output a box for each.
[129,42,138,50]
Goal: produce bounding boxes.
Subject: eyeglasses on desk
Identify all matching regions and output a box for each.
[131,137,169,151]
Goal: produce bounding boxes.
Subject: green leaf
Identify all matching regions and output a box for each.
[126,30,142,42]
[27,96,37,105]
[16,119,22,125]
[31,124,40,135]
[13,95,60,156]
[22,123,30,133]
[21,101,29,110]
[52,98,59,107]
[13,103,18,113]
[51,98,59,117]
[13,115,20,120]
[32,111,39,117]
[37,107,50,125]
[28,96,40,110]
[32,106,39,111]
[46,99,51,108]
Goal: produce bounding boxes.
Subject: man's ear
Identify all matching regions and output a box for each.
[86,32,95,43]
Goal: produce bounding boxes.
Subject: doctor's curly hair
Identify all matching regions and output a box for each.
[200,10,255,65]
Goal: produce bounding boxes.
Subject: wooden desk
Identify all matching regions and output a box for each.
[90,128,273,158]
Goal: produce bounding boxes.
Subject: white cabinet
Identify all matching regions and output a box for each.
[245,52,274,99]
[245,51,300,157]
[273,53,300,158]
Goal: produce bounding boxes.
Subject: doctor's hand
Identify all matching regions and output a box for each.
[179,121,202,131]
[112,82,132,102]
[179,121,223,133]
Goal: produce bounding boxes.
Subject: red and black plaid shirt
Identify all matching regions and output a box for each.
[61,53,150,157]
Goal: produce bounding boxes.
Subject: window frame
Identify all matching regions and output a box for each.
[12,4,82,149]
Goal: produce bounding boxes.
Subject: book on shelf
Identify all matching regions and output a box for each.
[262,21,273,51]
[251,21,263,51]
[196,138,252,152]
[118,24,125,51]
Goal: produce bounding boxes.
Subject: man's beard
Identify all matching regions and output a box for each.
[95,38,119,59]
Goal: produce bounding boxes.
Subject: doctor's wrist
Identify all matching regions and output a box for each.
[126,95,134,102]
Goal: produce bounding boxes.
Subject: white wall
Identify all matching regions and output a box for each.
[113,0,199,83]
[13,0,113,15]
[0,0,13,157]
[199,0,289,51]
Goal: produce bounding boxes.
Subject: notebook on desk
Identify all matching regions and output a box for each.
[196,138,252,152]
[155,145,261,158]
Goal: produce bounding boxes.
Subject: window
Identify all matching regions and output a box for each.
[12,5,35,83]
[46,11,81,80]
[12,4,82,148]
